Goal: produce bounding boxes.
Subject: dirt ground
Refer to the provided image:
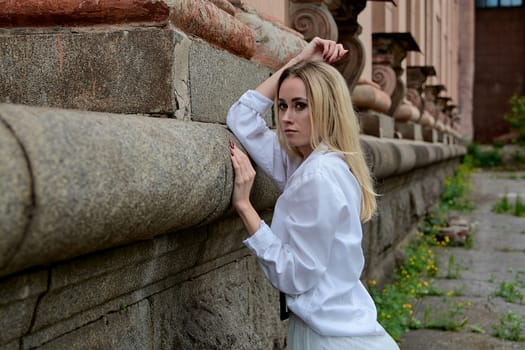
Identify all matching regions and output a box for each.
[399,170,525,350]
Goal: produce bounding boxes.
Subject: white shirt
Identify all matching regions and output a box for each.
[226,90,386,337]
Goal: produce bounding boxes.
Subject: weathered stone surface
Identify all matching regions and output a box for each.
[361,135,464,179]
[35,299,153,350]
[149,258,285,350]
[0,299,37,345]
[0,340,18,350]
[0,120,31,270]
[393,98,420,122]
[395,121,423,141]
[0,0,169,27]
[19,211,272,348]
[362,160,455,282]
[0,103,277,278]
[358,111,395,139]
[32,232,205,331]
[351,80,391,113]
[0,28,186,114]
[189,41,272,124]
[169,0,256,59]
[236,10,306,70]
[0,270,48,345]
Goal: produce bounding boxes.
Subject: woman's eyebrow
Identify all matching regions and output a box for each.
[278,97,308,102]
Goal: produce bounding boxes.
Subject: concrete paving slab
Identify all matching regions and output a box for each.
[400,170,525,349]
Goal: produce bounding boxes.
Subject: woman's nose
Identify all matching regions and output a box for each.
[281,109,292,122]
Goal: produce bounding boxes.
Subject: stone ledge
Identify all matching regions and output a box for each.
[0,103,279,279]
[0,103,464,279]
[361,135,465,179]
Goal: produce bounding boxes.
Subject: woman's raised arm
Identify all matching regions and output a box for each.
[255,37,348,100]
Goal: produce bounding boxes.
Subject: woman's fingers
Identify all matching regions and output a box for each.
[229,141,256,206]
[304,37,347,64]
[324,42,347,63]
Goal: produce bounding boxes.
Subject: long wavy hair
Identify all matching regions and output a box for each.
[275,61,377,222]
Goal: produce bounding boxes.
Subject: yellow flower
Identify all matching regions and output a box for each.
[369,279,377,288]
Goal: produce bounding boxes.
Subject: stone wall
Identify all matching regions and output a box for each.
[0,5,465,349]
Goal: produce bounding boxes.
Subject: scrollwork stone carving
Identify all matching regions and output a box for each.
[406,88,423,112]
[289,2,338,42]
[372,65,397,96]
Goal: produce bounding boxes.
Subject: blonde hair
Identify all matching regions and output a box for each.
[275,61,377,222]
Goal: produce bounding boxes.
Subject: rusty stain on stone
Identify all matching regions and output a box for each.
[169,0,255,59]
[0,0,170,27]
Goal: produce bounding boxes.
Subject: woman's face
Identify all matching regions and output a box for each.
[278,77,313,158]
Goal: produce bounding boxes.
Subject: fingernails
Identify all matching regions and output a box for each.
[229,139,234,148]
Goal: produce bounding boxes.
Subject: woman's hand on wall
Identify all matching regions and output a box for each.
[229,140,261,235]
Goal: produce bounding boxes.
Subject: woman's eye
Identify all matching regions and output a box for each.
[278,102,288,111]
[295,102,307,110]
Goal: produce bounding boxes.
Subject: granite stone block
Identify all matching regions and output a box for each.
[34,300,153,350]
[0,28,186,114]
[189,41,272,124]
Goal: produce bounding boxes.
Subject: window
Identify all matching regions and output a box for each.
[476,0,523,7]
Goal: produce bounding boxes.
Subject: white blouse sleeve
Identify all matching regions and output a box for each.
[226,90,290,191]
[244,169,354,295]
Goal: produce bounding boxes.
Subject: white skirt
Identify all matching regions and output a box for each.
[287,314,400,350]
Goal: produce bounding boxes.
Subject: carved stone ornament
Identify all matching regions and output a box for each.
[372,64,397,96]
[289,1,338,41]
[372,33,421,116]
[406,88,423,111]
[289,0,367,91]
[406,65,436,118]
[423,84,446,121]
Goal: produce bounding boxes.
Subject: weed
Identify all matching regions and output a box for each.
[440,162,475,212]
[445,254,462,279]
[452,284,467,296]
[423,299,470,331]
[468,324,486,334]
[504,95,525,145]
[466,144,502,168]
[492,193,525,217]
[493,192,512,214]
[492,310,525,341]
[514,195,525,217]
[369,237,438,341]
[494,278,524,305]
[420,161,475,247]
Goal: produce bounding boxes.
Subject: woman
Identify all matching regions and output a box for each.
[227,37,399,350]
